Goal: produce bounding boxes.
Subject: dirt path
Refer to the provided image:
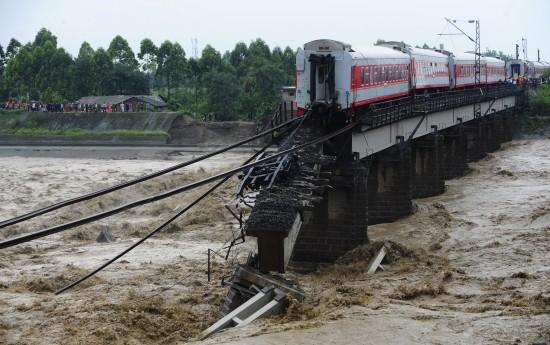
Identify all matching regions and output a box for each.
[195,139,550,345]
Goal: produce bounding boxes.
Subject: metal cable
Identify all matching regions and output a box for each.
[55,113,310,294]
[0,117,301,230]
[0,117,354,250]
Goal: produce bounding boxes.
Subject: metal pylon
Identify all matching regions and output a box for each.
[474,19,482,119]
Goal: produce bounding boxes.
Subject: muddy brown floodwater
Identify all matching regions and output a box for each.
[1,139,550,345]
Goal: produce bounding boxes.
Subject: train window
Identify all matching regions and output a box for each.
[367,66,372,84]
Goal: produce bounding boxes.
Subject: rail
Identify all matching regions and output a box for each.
[361,83,524,129]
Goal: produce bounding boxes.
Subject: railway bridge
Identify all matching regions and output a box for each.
[0,82,527,322]
[245,83,524,274]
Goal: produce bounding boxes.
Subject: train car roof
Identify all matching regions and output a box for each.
[350,45,410,60]
[407,47,448,59]
[452,52,477,61]
[303,39,351,52]
[484,56,505,64]
[531,61,547,67]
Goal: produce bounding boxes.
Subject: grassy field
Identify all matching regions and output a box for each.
[0,110,169,138]
[1,127,168,137]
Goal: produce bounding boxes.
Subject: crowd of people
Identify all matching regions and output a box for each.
[0,100,149,112]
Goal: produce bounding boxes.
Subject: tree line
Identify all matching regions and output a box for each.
[0,28,297,121]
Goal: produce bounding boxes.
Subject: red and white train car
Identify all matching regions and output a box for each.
[451,53,505,87]
[348,46,411,108]
[376,43,451,91]
[408,47,450,91]
[452,52,479,88]
[295,39,506,114]
[296,40,410,112]
[485,56,506,84]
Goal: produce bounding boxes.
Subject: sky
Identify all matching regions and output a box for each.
[1,0,549,61]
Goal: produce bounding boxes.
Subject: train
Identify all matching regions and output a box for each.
[295,39,549,115]
[506,59,550,81]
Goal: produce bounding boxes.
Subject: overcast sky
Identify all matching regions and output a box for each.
[1,0,549,61]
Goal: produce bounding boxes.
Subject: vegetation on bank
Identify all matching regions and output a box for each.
[524,84,550,132]
[528,84,550,115]
[0,28,295,122]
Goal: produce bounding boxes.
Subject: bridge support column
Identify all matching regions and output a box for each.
[288,161,369,272]
[485,114,504,152]
[443,125,468,179]
[410,133,446,198]
[367,143,412,225]
[502,111,516,142]
[465,119,487,162]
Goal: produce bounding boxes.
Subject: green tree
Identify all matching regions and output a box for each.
[110,64,149,95]
[199,44,223,74]
[33,28,57,48]
[6,38,22,58]
[108,35,138,69]
[229,42,248,79]
[92,48,113,95]
[0,44,5,75]
[203,65,240,121]
[281,46,296,85]
[157,40,188,99]
[73,42,96,97]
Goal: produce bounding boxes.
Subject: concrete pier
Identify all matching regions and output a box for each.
[367,144,412,225]
[410,133,446,198]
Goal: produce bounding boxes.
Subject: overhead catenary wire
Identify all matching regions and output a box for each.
[0,118,354,250]
[0,117,301,230]
[55,112,311,294]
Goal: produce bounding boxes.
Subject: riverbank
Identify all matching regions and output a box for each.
[0,111,258,146]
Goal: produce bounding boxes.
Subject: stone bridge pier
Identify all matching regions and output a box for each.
[288,160,369,271]
[465,119,488,162]
[367,143,412,225]
[442,124,468,179]
[410,132,446,198]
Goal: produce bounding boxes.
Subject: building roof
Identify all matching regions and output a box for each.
[75,95,167,107]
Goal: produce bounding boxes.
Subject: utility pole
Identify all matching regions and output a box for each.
[515,44,519,60]
[522,38,528,61]
[444,17,482,118]
[538,49,540,62]
[473,19,481,87]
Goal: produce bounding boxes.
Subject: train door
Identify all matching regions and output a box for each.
[510,63,521,79]
[308,54,335,103]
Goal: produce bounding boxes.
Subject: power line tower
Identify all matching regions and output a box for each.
[474,20,481,88]
[191,38,199,59]
[444,18,482,118]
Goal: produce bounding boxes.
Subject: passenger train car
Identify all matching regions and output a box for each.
[505,59,550,82]
[296,39,507,114]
